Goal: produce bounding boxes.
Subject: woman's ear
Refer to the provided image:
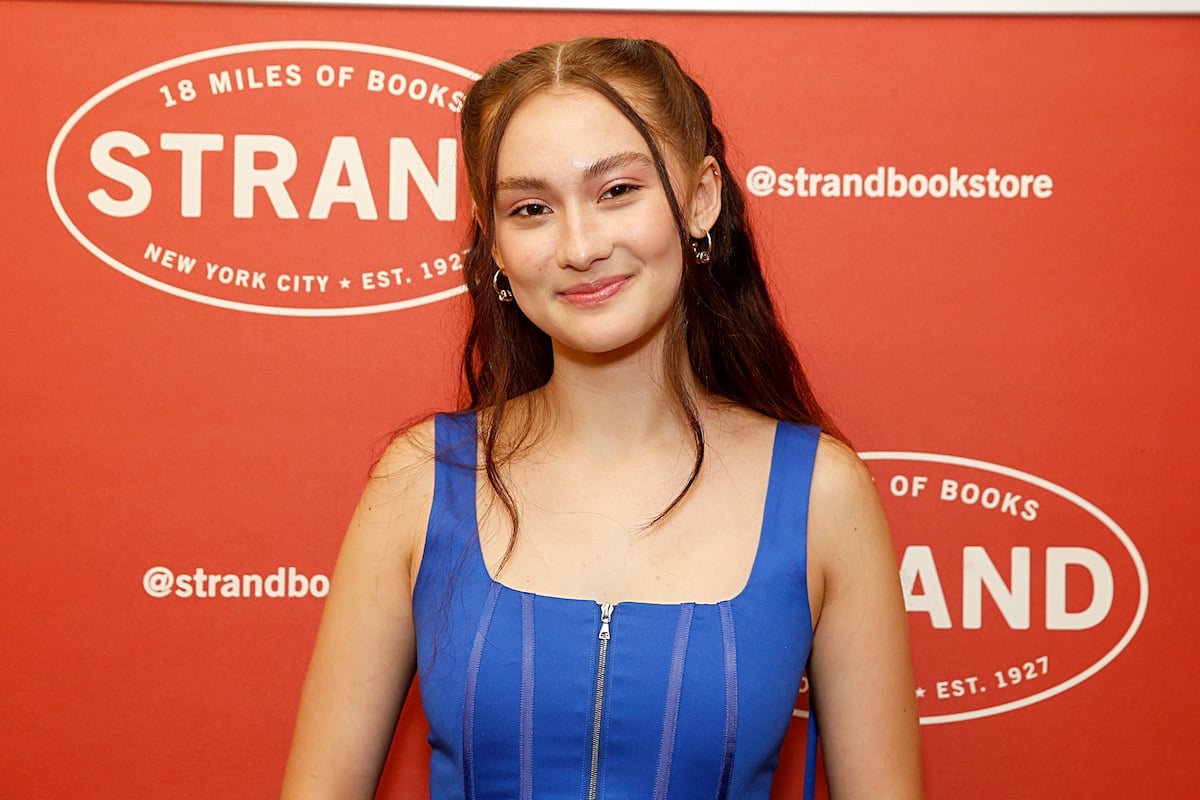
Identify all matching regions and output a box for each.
[687,155,723,238]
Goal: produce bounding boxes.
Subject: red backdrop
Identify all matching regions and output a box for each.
[3,2,1198,797]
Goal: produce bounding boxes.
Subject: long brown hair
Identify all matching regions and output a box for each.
[457,36,838,539]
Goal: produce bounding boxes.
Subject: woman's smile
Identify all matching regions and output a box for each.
[558,275,634,307]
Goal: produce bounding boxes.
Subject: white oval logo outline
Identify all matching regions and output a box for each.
[46,40,480,317]
[858,451,1149,725]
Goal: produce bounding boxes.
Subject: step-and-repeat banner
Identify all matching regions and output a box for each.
[3,2,1197,797]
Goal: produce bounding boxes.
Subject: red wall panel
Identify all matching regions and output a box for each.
[3,3,1197,797]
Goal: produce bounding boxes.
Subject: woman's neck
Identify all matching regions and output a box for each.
[534,336,701,459]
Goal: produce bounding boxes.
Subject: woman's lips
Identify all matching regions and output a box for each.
[559,275,632,307]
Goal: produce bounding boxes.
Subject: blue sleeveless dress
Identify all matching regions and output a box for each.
[413,413,819,799]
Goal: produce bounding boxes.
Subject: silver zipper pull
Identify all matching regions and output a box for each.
[599,603,614,640]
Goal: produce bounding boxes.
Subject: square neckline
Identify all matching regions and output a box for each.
[463,417,784,609]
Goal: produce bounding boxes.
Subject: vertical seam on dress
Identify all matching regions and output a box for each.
[651,603,694,800]
[803,706,819,800]
[462,581,501,800]
[716,601,738,800]
[520,592,535,800]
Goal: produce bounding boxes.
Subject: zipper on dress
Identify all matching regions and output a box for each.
[587,602,615,800]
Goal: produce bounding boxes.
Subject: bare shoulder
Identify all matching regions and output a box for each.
[807,433,894,621]
[370,417,438,490]
[809,433,886,538]
[355,418,439,583]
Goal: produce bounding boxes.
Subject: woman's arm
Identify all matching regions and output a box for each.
[806,435,924,799]
[281,424,435,799]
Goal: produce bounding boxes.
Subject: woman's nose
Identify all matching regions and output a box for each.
[555,208,612,271]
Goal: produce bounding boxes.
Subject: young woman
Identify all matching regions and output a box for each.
[283,36,922,800]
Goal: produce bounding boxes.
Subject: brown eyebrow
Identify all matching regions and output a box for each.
[583,151,655,180]
[494,151,655,195]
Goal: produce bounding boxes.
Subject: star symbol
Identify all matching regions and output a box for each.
[915,687,926,699]
[339,277,351,289]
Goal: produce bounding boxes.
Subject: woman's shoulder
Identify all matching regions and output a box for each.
[371,415,440,483]
[348,416,449,591]
[357,416,448,541]
[812,431,872,489]
[806,431,895,615]
[808,431,884,538]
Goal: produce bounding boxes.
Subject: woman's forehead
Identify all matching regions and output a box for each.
[491,86,693,190]
[495,88,653,171]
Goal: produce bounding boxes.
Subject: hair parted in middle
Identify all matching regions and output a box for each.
[457,36,837,537]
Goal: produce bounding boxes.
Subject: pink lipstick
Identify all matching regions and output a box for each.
[559,275,631,307]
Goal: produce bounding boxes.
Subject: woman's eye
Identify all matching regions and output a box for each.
[602,184,639,200]
[511,203,549,217]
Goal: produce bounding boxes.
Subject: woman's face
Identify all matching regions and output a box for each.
[491,87,717,361]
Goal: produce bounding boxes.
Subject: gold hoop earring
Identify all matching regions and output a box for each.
[691,230,713,264]
[493,268,514,303]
